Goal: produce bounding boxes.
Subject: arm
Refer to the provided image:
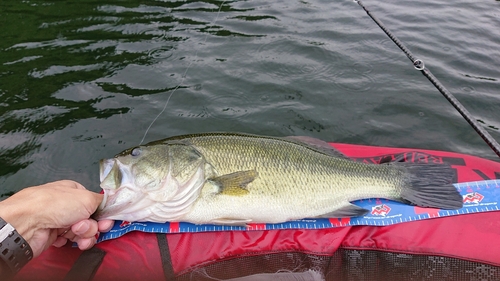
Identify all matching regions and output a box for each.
[0,180,114,277]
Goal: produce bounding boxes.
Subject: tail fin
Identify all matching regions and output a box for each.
[399,163,463,209]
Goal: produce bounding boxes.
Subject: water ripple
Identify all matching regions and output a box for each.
[205,94,252,120]
[257,38,339,82]
[1,0,500,191]
[331,70,374,92]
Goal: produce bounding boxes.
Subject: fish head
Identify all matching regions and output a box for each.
[95,142,208,222]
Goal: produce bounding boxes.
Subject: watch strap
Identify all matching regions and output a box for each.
[0,217,33,274]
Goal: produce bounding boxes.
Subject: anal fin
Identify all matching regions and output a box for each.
[210,218,253,226]
[315,203,369,218]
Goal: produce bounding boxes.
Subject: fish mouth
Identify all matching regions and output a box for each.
[96,158,113,217]
[95,186,149,221]
[99,158,115,183]
[95,158,147,221]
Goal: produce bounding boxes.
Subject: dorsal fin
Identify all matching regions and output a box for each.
[284,136,349,159]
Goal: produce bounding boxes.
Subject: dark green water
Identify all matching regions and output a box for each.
[1,0,499,195]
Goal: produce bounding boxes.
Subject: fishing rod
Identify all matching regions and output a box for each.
[354,0,500,159]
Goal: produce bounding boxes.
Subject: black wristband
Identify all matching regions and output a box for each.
[0,217,33,275]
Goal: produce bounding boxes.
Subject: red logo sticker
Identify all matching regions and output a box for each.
[371,204,391,216]
[463,192,484,204]
[119,221,132,228]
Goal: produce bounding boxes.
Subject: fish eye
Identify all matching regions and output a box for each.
[131,147,142,157]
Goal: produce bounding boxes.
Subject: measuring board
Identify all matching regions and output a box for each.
[97,179,500,243]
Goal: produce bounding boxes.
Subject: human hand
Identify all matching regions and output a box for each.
[0,180,114,257]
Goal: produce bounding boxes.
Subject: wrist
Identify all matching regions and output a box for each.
[0,217,34,275]
[0,190,39,242]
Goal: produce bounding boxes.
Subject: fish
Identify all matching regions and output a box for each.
[94,132,463,225]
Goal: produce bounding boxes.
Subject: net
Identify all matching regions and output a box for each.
[175,248,499,281]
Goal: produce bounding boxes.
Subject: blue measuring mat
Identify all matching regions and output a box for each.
[97,180,500,243]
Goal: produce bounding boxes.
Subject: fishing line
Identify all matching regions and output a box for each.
[354,0,500,159]
[139,1,227,145]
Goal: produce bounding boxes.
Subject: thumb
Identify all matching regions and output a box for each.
[88,192,104,213]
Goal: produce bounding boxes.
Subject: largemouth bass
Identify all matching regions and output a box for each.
[95,133,463,225]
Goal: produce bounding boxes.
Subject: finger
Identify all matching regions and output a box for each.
[52,180,86,191]
[74,236,96,251]
[72,219,99,239]
[56,228,78,243]
[91,192,104,212]
[52,236,68,248]
[72,181,87,190]
[98,220,114,233]
[57,228,71,237]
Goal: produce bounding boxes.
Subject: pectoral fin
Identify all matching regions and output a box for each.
[315,203,369,218]
[209,170,258,196]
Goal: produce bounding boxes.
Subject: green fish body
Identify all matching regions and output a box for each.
[95,133,463,225]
